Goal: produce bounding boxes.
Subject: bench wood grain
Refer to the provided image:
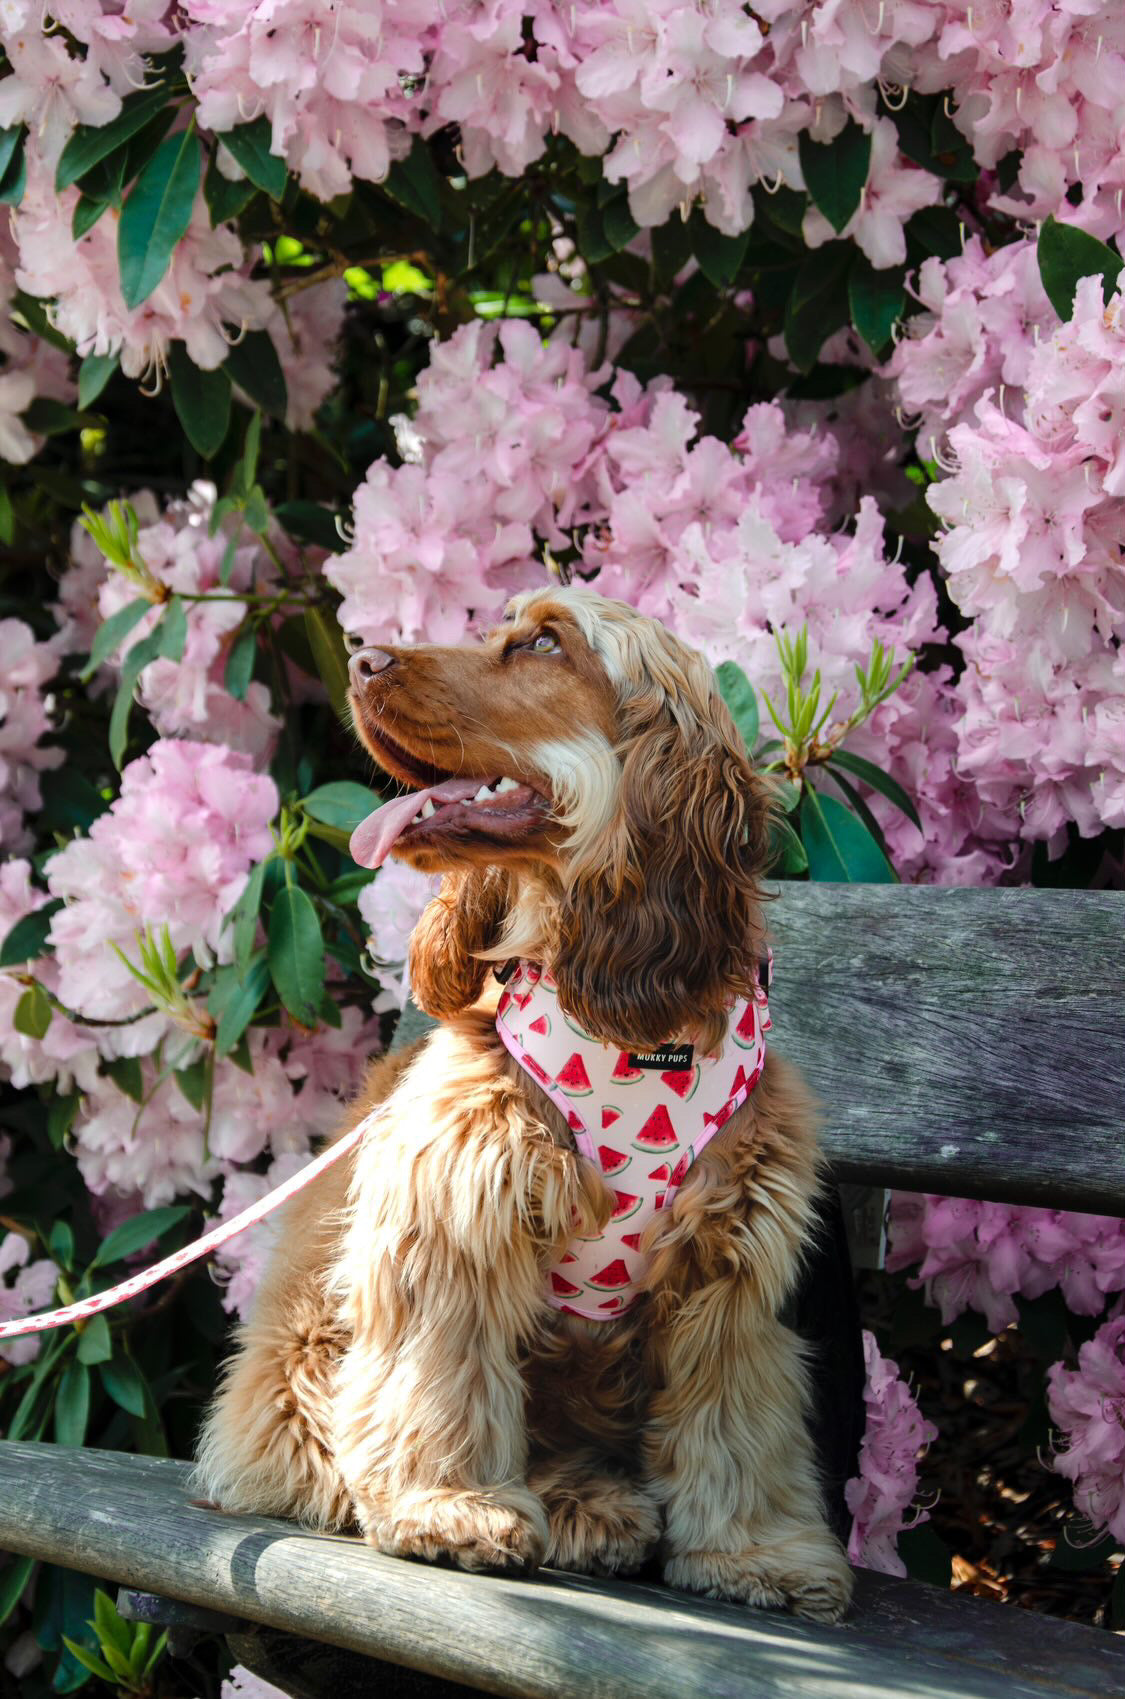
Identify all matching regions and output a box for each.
[1,1443,1123,1699]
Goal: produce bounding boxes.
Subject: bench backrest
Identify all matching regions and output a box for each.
[767,885,1125,1216]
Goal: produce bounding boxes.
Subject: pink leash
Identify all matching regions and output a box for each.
[0,1113,377,1343]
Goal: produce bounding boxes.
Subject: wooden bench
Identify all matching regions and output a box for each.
[2,885,1123,1698]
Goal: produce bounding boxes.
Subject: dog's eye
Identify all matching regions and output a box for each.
[530,632,561,655]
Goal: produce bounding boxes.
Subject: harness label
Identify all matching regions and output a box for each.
[626,1043,695,1070]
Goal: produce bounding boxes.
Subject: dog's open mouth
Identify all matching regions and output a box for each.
[350,728,550,869]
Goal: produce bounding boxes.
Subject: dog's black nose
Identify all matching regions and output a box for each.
[349,647,395,687]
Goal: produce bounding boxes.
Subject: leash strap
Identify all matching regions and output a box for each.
[0,1112,377,1343]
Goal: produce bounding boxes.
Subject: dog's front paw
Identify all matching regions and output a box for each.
[537,1471,662,1577]
[664,1527,853,1623]
[370,1486,549,1574]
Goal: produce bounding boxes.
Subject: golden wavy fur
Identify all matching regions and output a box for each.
[193,587,853,1622]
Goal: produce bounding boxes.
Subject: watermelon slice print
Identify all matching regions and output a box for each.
[667,1153,691,1189]
[661,1063,701,1101]
[732,1000,758,1049]
[497,990,511,1017]
[566,1109,585,1133]
[609,1190,642,1222]
[611,1052,644,1083]
[558,1252,577,1264]
[598,1144,631,1177]
[521,1052,551,1086]
[528,1013,551,1038]
[602,1105,621,1130]
[621,1231,645,1251]
[586,1258,631,1290]
[550,1272,582,1298]
[648,1161,672,1183]
[632,1103,680,1151]
[556,1052,593,1097]
[563,1012,597,1041]
[599,1296,625,1311]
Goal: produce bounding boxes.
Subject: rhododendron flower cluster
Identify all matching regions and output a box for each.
[846,1329,938,1576]
[1047,1315,1125,1546]
[913,267,1125,848]
[357,861,441,1011]
[888,1194,1125,1333]
[0,861,97,1095]
[61,483,283,764]
[0,620,63,851]
[0,1232,58,1367]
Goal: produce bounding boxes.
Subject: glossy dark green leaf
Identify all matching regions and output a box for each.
[692,217,750,289]
[77,351,119,409]
[216,117,287,200]
[99,1354,146,1418]
[118,127,202,310]
[224,328,288,417]
[230,857,269,976]
[800,786,895,882]
[81,595,151,681]
[47,1219,74,1270]
[109,596,187,768]
[268,884,325,1027]
[0,899,62,966]
[275,500,346,552]
[783,242,852,372]
[826,767,893,862]
[204,150,260,225]
[304,605,351,719]
[57,85,172,190]
[827,748,922,830]
[54,1360,90,1447]
[168,342,232,458]
[0,125,22,184]
[848,254,905,355]
[91,1204,190,1269]
[223,621,258,701]
[22,398,96,436]
[173,1055,209,1111]
[72,193,109,238]
[651,215,695,288]
[76,1313,113,1366]
[798,120,871,234]
[0,127,26,206]
[384,138,443,228]
[103,1055,144,1103]
[601,193,640,254]
[1038,215,1123,321]
[301,781,382,834]
[0,1554,34,1627]
[13,981,51,1039]
[767,813,808,876]
[48,1091,79,1150]
[209,950,271,1055]
[715,661,759,754]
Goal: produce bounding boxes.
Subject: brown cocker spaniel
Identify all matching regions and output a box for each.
[194,586,853,1623]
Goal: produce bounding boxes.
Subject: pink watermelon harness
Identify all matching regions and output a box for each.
[495,958,772,1320]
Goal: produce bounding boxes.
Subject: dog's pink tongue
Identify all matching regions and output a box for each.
[349,778,482,869]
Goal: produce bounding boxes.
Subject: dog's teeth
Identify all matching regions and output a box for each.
[420,799,436,819]
[495,776,518,794]
[474,785,492,802]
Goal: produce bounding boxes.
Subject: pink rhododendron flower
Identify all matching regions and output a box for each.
[846,1329,938,1576]
[212,1152,317,1319]
[222,1666,293,1699]
[0,1232,58,1366]
[1047,1315,1125,1545]
[357,861,441,1011]
[0,619,63,851]
[0,860,99,1095]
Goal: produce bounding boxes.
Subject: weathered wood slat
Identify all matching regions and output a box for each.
[766,885,1125,1213]
[1,1443,1123,1699]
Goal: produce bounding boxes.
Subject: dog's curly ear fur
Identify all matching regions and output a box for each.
[554,663,772,1051]
[408,865,514,1019]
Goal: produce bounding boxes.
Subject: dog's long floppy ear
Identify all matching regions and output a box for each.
[408,865,514,1019]
[553,653,772,1051]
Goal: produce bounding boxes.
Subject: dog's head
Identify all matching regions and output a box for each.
[348,587,772,1048]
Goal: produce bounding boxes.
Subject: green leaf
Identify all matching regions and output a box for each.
[0,1554,35,1628]
[827,767,893,862]
[60,1639,115,1685]
[77,351,119,410]
[898,1522,952,1589]
[767,813,808,876]
[174,1055,208,1111]
[715,661,759,755]
[47,1220,74,1269]
[92,1588,133,1662]
[601,192,640,254]
[57,85,172,190]
[1037,215,1123,321]
[304,605,351,719]
[575,201,614,266]
[800,786,895,883]
[848,254,905,355]
[301,781,382,834]
[0,125,22,184]
[76,1314,113,1366]
[22,398,97,436]
[91,1204,190,1269]
[103,1055,144,1103]
[384,138,443,228]
[168,343,232,458]
[204,150,260,225]
[54,1360,90,1447]
[692,217,750,289]
[651,215,695,289]
[48,1092,79,1150]
[230,857,269,976]
[13,981,51,1040]
[72,192,109,239]
[799,120,871,234]
[109,596,188,768]
[783,242,853,373]
[209,951,271,1056]
[0,127,26,206]
[224,327,288,417]
[0,899,62,966]
[325,868,376,905]
[118,127,202,311]
[80,595,151,681]
[269,884,325,1027]
[224,622,258,701]
[827,748,922,831]
[98,1355,146,1419]
[275,499,346,553]
[216,117,287,200]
